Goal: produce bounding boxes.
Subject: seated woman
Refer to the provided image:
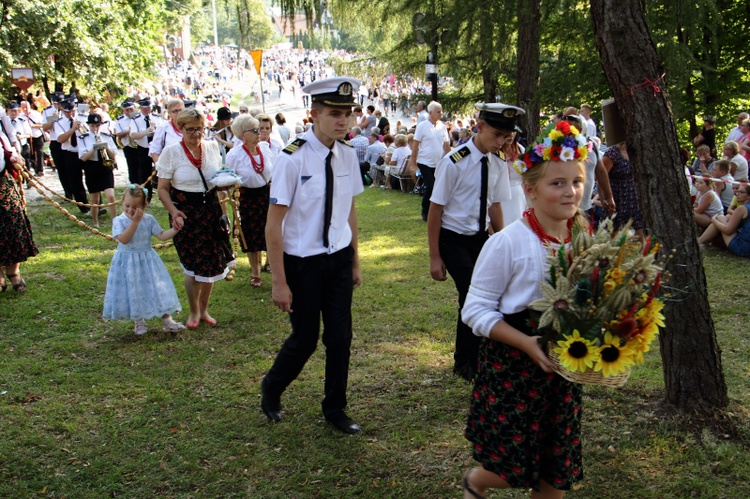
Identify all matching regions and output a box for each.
[698,184,750,256]
[386,134,411,190]
[723,140,748,181]
[693,177,723,228]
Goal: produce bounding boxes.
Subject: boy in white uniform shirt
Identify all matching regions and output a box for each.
[428,103,522,382]
[260,76,364,435]
[54,97,90,213]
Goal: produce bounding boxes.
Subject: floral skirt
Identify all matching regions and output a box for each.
[238,185,269,253]
[170,188,236,282]
[465,310,583,491]
[0,173,39,266]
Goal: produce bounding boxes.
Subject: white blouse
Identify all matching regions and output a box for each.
[462,220,556,338]
[226,141,274,188]
[156,140,222,192]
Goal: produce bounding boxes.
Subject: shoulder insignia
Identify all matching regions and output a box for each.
[117,115,126,120]
[282,138,306,154]
[450,146,471,164]
[493,151,504,159]
[337,139,353,147]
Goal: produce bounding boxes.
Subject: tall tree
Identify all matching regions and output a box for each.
[516,0,541,138]
[590,0,728,411]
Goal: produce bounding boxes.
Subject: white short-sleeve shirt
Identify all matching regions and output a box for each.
[414,119,449,168]
[156,140,222,192]
[77,131,116,161]
[270,129,364,257]
[431,138,512,235]
[226,142,274,188]
[149,121,183,157]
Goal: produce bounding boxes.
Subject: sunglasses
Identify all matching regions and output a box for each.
[243,128,260,134]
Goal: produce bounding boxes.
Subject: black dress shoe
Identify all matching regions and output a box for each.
[260,378,281,423]
[98,208,107,216]
[326,413,361,434]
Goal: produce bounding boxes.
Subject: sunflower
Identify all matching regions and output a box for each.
[593,332,637,377]
[553,330,600,373]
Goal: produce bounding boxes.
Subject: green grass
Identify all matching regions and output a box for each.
[1,188,749,498]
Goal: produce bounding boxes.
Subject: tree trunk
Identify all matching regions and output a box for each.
[589,0,728,411]
[516,0,541,140]
[479,10,497,103]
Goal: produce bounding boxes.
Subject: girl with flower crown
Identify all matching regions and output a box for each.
[461,121,589,498]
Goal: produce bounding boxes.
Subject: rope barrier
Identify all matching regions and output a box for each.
[685,173,749,186]
[20,162,253,282]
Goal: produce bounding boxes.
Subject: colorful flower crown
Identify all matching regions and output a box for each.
[514,121,590,174]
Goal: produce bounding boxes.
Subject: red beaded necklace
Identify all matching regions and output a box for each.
[170,120,183,137]
[523,208,573,245]
[242,143,265,174]
[180,139,202,169]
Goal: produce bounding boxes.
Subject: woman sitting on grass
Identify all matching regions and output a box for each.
[698,184,750,256]
[693,177,723,229]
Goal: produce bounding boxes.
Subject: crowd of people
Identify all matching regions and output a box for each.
[4,43,750,498]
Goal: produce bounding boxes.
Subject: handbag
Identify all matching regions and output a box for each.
[196,165,230,241]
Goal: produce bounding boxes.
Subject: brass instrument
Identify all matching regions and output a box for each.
[96,132,115,168]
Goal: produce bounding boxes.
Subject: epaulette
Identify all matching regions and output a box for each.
[117,115,127,120]
[449,146,471,164]
[337,139,352,147]
[79,133,90,138]
[494,151,505,160]
[282,138,306,154]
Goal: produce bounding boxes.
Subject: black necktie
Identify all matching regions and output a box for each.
[144,116,152,142]
[323,151,334,247]
[70,120,77,147]
[479,156,488,233]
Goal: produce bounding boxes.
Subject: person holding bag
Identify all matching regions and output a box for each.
[156,108,236,330]
[226,114,274,287]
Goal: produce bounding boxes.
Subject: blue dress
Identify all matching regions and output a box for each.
[103,213,182,321]
[728,202,750,257]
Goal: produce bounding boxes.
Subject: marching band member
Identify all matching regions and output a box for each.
[77,113,118,228]
[42,92,65,180]
[54,96,90,213]
[19,101,45,177]
[6,102,33,180]
[129,97,163,199]
[208,106,234,157]
[149,98,185,164]
[114,98,139,183]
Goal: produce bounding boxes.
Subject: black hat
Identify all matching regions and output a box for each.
[121,98,135,109]
[87,113,103,125]
[138,97,152,108]
[51,92,65,103]
[60,99,76,111]
[217,107,231,120]
[303,77,360,108]
[474,103,526,131]
[184,100,196,108]
[6,102,20,110]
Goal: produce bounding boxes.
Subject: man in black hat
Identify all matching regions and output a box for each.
[427,103,522,382]
[114,98,138,182]
[41,92,65,176]
[260,76,365,434]
[6,102,32,177]
[54,97,90,213]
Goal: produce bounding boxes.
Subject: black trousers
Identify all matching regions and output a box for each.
[417,163,436,220]
[30,137,44,174]
[122,145,139,183]
[263,246,355,419]
[133,146,155,201]
[58,150,89,213]
[439,228,489,373]
[49,142,67,195]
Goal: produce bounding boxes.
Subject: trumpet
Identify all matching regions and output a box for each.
[96,132,115,168]
[77,120,90,135]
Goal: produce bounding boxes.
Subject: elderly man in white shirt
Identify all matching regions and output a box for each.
[408,101,451,220]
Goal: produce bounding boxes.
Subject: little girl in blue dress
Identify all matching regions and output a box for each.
[103,185,185,335]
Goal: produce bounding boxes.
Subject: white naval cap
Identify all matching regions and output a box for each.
[303,77,361,107]
[475,103,526,131]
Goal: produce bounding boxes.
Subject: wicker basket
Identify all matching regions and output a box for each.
[548,343,631,388]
